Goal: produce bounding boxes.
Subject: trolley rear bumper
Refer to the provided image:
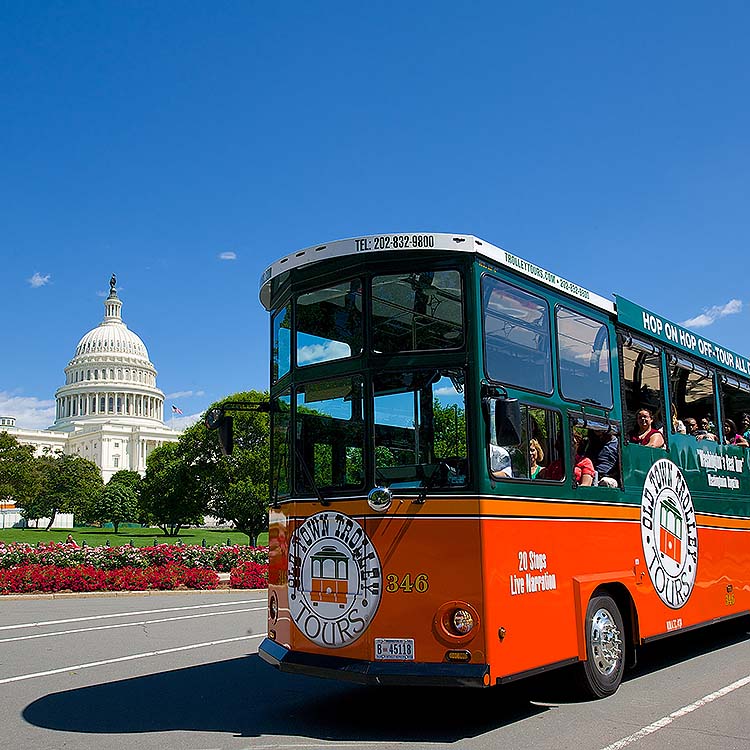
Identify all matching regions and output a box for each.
[258,638,489,687]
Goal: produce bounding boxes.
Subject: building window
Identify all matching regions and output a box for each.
[113,456,119,468]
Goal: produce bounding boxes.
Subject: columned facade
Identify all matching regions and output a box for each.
[2,276,180,485]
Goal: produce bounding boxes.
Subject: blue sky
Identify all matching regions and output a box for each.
[2,1,749,429]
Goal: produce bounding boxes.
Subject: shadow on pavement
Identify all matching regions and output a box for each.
[23,654,548,742]
[24,618,750,739]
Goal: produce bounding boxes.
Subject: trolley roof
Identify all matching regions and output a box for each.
[258,232,615,313]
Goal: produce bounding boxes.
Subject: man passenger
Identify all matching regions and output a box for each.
[586,428,620,487]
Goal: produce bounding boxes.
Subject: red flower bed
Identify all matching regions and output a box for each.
[229,561,268,589]
[0,564,220,594]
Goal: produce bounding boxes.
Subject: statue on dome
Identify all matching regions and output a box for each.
[110,274,117,292]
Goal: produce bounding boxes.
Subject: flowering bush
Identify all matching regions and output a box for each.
[230,561,269,589]
[0,541,265,594]
[0,563,221,594]
[0,542,269,571]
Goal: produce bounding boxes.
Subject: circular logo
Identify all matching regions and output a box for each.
[288,511,382,648]
[640,458,698,609]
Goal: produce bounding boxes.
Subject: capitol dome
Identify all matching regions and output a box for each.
[52,276,167,430]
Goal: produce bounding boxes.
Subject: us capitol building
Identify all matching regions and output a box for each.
[2,276,180,484]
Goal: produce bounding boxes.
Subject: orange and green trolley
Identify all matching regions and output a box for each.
[255,232,750,697]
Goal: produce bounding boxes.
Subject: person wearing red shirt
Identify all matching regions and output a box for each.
[539,432,595,486]
[629,408,665,448]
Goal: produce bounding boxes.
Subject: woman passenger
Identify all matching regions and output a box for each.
[539,432,595,486]
[629,408,665,448]
[741,413,750,441]
[723,419,748,447]
[529,438,544,479]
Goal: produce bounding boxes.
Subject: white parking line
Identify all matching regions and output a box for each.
[599,674,750,750]
[0,634,263,685]
[0,606,266,643]
[0,598,266,631]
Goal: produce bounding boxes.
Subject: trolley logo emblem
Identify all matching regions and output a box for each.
[640,458,698,609]
[288,511,382,648]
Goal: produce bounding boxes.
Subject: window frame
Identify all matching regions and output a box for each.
[294,277,365,371]
[617,329,667,446]
[555,304,614,410]
[293,375,366,494]
[369,268,466,355]
[487,401,566,485]
[481,274,554,397]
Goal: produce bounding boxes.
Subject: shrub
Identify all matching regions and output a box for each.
[230,561,268,589]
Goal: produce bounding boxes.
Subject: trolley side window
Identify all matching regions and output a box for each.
[720,375,750,439]
[272,304,291,383]
[669,355,718,439]
[556,307,613,409]
[619,333,666,439]
[271,391,291,499]
[482,277,552,395]
[489,403,564,482]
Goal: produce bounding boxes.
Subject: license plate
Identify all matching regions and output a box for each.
[374,638,415,661]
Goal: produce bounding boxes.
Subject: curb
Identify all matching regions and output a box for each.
[0,587,267,601]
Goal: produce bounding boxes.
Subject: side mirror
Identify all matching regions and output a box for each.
[218,415,234,455]
[495,399,522,446]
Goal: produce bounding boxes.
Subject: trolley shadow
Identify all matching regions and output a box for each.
[23,619,750,740]
[23,654,546,742]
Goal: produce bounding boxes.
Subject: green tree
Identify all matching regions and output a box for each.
[24,453,103,530]
[433,400,466,458]
[178,390,270,544]
[0,432,42,509]
[91,471,141,533]
[139,442,206,536]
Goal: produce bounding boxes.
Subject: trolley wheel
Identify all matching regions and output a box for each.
[578,594,625,698]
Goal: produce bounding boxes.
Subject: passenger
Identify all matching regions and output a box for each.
[741,413,750,441]
[629,408,665,448]
[489,443,513,478]
[723,419,749,447]
[699,417,718,441]
[529,438,544,479]
[586,428,620,488]
[671,403,686,434]
[684,417,714,441]
[540,433,595,486]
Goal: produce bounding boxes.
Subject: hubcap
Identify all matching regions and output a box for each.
[590,607,622,676]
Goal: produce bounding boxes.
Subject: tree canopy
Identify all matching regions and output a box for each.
[27,453,103,530]
[178,390,270,544]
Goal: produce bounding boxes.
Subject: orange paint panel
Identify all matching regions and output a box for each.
[269,496,750,683]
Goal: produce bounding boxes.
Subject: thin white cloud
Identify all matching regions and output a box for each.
[167,412,203,430]
[218,251,237,261]
[434,386,460,397]
[28,272,51,288]
[165,390,205,399]
[298,341,350,365]
[680,299,743,329]
[0,391,56,429]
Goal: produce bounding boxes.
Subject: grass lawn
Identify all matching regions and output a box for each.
[0,527,269,547]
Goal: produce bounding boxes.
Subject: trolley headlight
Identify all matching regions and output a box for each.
[451,608,475,635]
[269,591,279,624]
[367,486,393,512]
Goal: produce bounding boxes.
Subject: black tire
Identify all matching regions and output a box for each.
[578,594,626,698]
